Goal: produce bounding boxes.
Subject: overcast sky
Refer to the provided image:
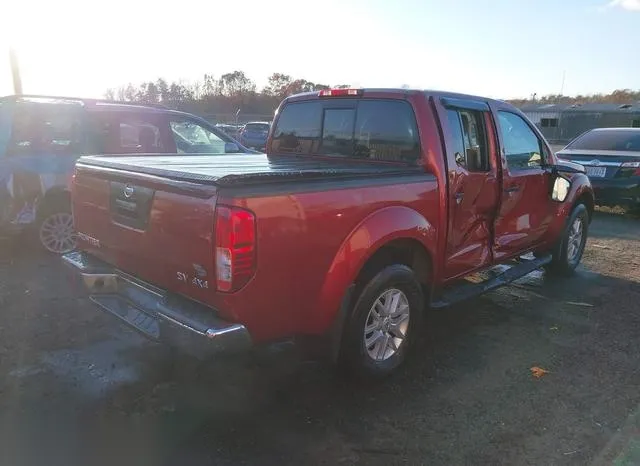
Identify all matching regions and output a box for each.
[1,0,639,99]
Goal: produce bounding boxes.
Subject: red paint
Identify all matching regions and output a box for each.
[72,89,593,344]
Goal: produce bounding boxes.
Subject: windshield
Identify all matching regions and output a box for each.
[566,130,640,152]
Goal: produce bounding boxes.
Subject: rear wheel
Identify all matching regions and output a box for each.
[339,264,423,378]
[37,201,76,254]
[546,203,589,275]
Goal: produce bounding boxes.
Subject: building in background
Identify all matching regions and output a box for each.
[519,103,571,142]
[520,102,640,144]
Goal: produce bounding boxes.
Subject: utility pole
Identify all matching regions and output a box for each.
[9,47,23,95]
[559,70,566,97]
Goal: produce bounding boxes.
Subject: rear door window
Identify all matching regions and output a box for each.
[89,112,176,154]
[271,99,420,164]
[446,109,490,171]
[7,103,84,156]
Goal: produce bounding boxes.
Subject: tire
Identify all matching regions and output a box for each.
[36,200,77,254]
[339,264,424,378]
[546,203,589,275]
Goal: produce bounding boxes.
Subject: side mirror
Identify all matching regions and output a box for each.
[546,161,585,202]
[224,142,241,153]
[552,176,571,202]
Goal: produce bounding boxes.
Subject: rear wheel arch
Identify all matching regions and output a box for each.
[315,208,436,356]
[318,206,436,314]
[353,238,433,299]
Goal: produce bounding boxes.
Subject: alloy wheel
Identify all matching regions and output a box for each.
[39,212,77,254]
[363,288,411,361]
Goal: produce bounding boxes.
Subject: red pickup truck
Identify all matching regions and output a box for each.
[64,89,594,377]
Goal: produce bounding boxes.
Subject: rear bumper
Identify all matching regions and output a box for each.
[590,177,640,207]
[62,251,252,358]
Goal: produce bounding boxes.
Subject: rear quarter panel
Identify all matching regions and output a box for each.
[215,176,439,341]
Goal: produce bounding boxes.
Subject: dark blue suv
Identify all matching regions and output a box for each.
[0,95,250,254]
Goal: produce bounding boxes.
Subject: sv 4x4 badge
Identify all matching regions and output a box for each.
[176,264,209,289]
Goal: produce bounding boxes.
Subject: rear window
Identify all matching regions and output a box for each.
[272,99,420,164]
[566,130,640,152]
[245,123,270,132]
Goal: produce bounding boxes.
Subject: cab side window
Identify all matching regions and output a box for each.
[446,109,490,171]
[498,111,544,170]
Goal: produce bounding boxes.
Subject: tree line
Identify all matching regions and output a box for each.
[508,89,640,106]
[104,71,349,119]
[105,71,639,119]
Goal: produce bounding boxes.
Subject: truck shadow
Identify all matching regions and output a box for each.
[2,218,638,466]
[74,265,640,466]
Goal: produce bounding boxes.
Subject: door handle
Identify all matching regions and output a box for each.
[504,186,520,194]
[455,192,464,204]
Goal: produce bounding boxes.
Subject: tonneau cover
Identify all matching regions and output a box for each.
[77,154,422,186]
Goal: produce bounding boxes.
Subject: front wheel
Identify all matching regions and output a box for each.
[339,264,424,378]
[546,203,589,275]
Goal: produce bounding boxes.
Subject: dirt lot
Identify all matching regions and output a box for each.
[0,211,638,466]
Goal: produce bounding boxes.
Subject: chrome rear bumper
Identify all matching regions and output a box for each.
[63,251,252,357]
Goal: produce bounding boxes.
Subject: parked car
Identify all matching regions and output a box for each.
[215,123,242,139]
[0,95,251,254]
[64,88,594,377]
[556,128,640,210]
[238,121,271,151]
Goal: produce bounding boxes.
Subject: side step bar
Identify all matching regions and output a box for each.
[430,254,552,309]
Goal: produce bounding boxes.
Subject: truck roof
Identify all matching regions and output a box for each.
[284,88,510,108]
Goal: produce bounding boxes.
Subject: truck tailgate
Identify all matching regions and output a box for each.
[72,160,218,305]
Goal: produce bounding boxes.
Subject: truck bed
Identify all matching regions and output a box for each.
[77,154,425,186]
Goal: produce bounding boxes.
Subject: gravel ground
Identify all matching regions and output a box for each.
[0,211,638,466]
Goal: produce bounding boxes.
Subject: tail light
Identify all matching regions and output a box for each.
[319,88,363,97]
[621,161,640,176]
[215,206,256,292]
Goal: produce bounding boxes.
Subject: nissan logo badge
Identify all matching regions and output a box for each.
[123,184,134,198]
